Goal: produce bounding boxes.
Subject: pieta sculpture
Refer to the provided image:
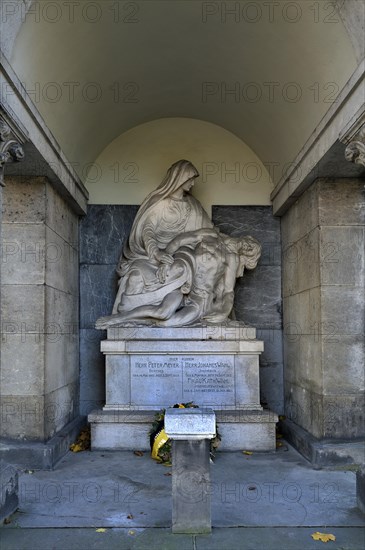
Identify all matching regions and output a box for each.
[96,160,261,329]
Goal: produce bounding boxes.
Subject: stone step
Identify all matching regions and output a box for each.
[89,408,278,452]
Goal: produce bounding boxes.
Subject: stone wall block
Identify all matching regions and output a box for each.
[2,177,46,224]
[80,264,118,329]
[45,226,78,296]
[318,179,365,227]
[234,265,282,329]
[45,286,78,333]
[323,394,365,438]
[0,333,45,396]
[44,381,79,439]
[1,223,45,285]
[46,184,79,246]
[79,205,138,265]
[1,284,44,332]
[281,184,319,245]
[296,229,321,294]
[259,363,284,413]
[44,332,79,394]
[320,226,364,286]
[283,288,321,337]
[321,286,364,335]
[0,396,45,440]
[257,328,283,365]
[322,335,365,393]
[284,384,323,439]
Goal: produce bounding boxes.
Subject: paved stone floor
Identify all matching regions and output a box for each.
[1,443,364,549]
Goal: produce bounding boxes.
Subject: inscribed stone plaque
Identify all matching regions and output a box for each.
[130,355,235,407]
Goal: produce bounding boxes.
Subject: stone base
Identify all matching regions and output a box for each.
[0,416,86,470]
[90,326,277,451]
[0,460,19,523]
[88,409,277,451]
[357,466,365,515]
[280,418,365,468]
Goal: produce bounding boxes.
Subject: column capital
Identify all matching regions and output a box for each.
[344,125,365,168]
[0,110,26,186]
[339,111,365,168]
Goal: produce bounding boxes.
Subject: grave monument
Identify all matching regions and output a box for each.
[89,160,277,450]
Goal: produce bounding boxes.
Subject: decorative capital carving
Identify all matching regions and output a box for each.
[344,125,365,168]
[0,115,26,186]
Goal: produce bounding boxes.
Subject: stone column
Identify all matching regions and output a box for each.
[0,115,25,356]
[1,176,82,467]
[281,178,364,443]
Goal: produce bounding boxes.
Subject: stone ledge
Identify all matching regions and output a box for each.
[0,416,86,470]
[280,418,365,468]
[88,409,278,424]
[89,408,278,451]
[107,325,256,341]
[101,339,264,354]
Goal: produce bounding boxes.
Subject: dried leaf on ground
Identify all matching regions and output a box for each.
[70,427,90,452]
[95,528,106,533]
[128,530,135,536]
[127,514,133,519]
[242,451,253,455]
[164,472,172,476]
[311,532,336,542]
[133,451,144,457]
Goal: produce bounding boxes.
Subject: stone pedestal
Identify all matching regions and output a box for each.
[89,325,277,451]
[165,408,216,534]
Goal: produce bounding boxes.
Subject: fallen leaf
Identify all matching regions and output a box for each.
[133,451,144,457]
[276,441,283,447]
[127,514,133,519]
[128,530,135,536]
[70,443,83,453]
[3,517,12,524]
[242,451,253,455]
[164,472,172,476]
[311,532,336,542]
[70,427,91,452]
[95,528,106,533]
[276,433,283,439]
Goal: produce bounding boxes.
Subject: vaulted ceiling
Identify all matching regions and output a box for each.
[4,0,362,185]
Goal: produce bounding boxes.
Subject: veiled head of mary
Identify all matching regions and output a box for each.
[157,160,199,197]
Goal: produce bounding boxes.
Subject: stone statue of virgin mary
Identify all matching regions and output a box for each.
[96,160,261,328]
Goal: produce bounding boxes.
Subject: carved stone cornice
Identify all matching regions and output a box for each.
[344,125,365,168]
[0,113,26,186]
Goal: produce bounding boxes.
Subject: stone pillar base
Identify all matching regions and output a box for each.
[280,418,365,468]
[0,416,86,470]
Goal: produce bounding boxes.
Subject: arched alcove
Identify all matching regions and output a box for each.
[85,117,273,212]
